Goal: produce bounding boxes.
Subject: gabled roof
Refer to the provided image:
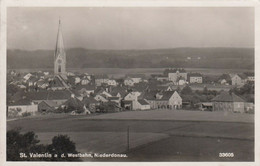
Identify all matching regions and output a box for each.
[40,100,60,108]
[212,91,245,102]
[237,73,248,80]
[138,99,149,105]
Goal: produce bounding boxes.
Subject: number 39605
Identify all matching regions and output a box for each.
[219,153,234,157]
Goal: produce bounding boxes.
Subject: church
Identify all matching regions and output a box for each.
[51,19,69,90]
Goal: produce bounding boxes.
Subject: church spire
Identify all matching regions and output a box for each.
[54,19,66,76]
[54,18,65,60]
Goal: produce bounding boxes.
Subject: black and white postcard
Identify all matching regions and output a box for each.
[0,0,259,165]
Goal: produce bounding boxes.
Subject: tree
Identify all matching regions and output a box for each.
[7,128,47,161]
[181,85,193,95]
[47,135,80,161]
[7,129,80,161]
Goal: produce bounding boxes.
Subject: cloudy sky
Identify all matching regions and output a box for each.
[7,7,254,50]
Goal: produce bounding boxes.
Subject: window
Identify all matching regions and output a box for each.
[58,65,61,73]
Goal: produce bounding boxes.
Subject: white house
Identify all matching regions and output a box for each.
[8,99,38,117]
[107,79,117,86]
[124,78,135,86]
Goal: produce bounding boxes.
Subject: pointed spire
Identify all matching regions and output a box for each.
[54,19,65,60]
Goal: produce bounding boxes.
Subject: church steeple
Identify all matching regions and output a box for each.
[54,19,66,76]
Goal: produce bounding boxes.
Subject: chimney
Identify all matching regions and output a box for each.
[71,94,75,98]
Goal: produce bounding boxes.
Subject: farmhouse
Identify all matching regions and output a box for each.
[95,74,109,86]
[231,74,247,86]
[189,73,203,84]
[164,68,187,84]
[212,91,246,113]
[8,98,38,117]
[143,91,182,109]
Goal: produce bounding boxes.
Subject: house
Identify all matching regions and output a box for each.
[189,73,203,84]
[178,78,186,85]
[8,98,38,117]
[142,91,182,109]
[82,96,99,112]
[124,78,135,86]
[164,68,187,84]
[23,73,33,81]
[108,96,121,104]
[124,91,141,101]
[126,74,145,83]
[199,102,213,111]
[136,99,151,110]
[244,72,254,82]
[61,94,85,113]
[25,90,72,105]
[110,86,128,99]
[147,84,172,92]
[218,74,231,85]
[231,74,247,86]
[94,94,109,102]
[38,100,60,113]
[212,91,245,113]
[107,79,117,86]
[95,74,109,86]
[28,76,38,87]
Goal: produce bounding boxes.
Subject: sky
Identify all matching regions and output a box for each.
[7,7,254,50]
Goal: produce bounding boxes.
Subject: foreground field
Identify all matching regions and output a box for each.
[7,110,254,161]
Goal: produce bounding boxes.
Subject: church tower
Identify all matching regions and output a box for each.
[54,19,66,76]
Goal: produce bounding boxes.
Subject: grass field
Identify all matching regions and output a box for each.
[7,110,254,161]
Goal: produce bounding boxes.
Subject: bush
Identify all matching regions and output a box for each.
[22,112,31,117]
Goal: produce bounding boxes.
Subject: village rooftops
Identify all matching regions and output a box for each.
[143,91,176,101]
[24,90,72,101]
[212,91,245,102]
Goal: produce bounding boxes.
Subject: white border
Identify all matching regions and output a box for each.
[0,0,259,166]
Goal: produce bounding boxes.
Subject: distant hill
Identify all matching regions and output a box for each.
[7,47,254,69]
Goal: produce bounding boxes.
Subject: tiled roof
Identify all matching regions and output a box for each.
[40,100,60,107]
[108,96,120,100]
[26,90,71,101]
[9,98,32,106]
[212,91,245,102]
[237,74,248,80]
[189,73,202,77]
[138,99,149,105]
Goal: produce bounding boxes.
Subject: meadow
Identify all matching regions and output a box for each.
[7,110,254,161]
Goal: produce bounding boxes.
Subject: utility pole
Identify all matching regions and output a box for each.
[127,126,130,151]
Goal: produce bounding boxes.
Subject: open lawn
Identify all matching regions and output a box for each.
[7,110,254,161]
